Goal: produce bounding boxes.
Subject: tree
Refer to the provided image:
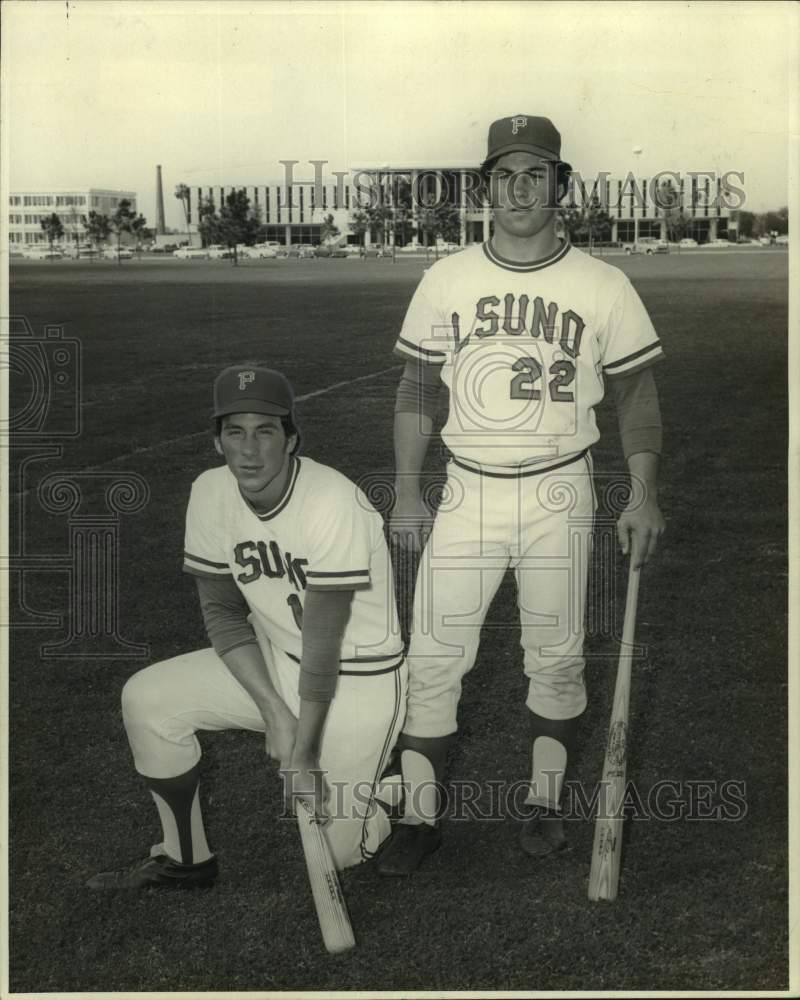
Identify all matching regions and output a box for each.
[391,177,414,246]
[657,179,688,243]
[86,211,111,252]
[197,197,221,247]
[561,205,584,244]
[320,213,340,245]
[130,214,151,254]
[733,210,756,239]
[418,202,461,257]
[174,183,191,228]
[562,193,612,247]
[65,205,84,252]
[364,203,392,248]
[762,207,788,236]
[584,194,612,247]
[734,206,787,240]
[349,210,370,253]
[40,212,64,252]
[361,177,414,252]
[215,188,263,264]
[109,199,137,264]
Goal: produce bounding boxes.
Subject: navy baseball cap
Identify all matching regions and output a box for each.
[213,365,294,418]
[481,115,568,171]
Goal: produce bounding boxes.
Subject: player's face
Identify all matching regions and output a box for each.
[215,412,296,507]
[488,151,559,242]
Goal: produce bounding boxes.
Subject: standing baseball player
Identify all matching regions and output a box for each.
[87,364,406,889]
[377,114,665,875]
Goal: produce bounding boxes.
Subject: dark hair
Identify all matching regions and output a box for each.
[215,412,302,456]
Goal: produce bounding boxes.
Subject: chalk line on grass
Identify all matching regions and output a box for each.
[13,364,403,489]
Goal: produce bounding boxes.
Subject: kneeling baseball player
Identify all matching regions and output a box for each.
[88,364,407,889]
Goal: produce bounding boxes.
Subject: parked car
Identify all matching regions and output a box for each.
[315,244,347,258]
[352,244,381,256]
[174,246,208,259]
[286,244,315,258]
[206,244,234,259]
[707,239,731,247]
[775,234,789,245]
[113,246,134,259]
[624,237,669,255]
[22,246,63,260]
[436,242,462,254]
[76,245,100,258]
[678,238,698,248]
[250,243,280,258]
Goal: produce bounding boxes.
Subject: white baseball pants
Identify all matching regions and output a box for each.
[121,634,407,869]
[404,453,595,738]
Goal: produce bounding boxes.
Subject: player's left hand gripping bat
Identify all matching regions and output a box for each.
[588,559,641,902]
[295,798,355,953]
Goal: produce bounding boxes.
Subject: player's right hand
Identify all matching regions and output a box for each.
[389,495,433,553]
[283,752,330,824]
[263,701,298,769]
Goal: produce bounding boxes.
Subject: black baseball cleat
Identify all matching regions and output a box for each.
[518,809,568,858]
[376,821,441,877]
[86,852,219,890]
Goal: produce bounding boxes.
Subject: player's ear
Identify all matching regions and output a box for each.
[214,436,224,456]
[555,162,571,204]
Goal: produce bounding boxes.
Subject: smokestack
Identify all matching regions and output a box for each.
[156,165,166,235]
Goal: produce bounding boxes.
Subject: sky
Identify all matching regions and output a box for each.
[4,0,797,229]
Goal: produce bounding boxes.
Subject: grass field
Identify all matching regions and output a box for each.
[8,250,789,992]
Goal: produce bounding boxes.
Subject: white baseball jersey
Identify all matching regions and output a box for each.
[182,456,403,671]
[396,241,663,469]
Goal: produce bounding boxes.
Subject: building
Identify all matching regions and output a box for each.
[7,189,137,248]
[183,181,355,248]
[184,170,483,248]
[582,173,733,244]
[182,164,731,248]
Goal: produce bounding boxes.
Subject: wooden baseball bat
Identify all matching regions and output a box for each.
[295,798,356,953]
[588,560,641,902]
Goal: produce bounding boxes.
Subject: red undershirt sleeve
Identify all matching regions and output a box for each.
[195,576,258,657]
[298,589,353,702]
[610,365,663,458]
[394,358,442,420]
